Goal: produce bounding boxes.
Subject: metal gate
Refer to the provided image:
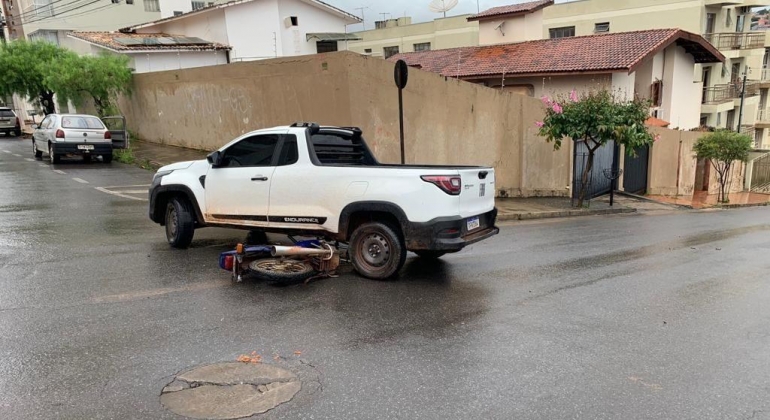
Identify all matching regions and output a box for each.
[572,140,615,202]
[623,145,650,194]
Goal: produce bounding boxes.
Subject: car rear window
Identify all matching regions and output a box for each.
[61,116,105,129]
[0,110,15,118]
[310,132,376,166]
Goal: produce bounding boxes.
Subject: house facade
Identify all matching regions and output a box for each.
[391,29,724,131]
[120,0,361,62]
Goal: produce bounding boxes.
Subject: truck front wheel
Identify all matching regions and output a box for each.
[165,196,195,249]
[349,222,406,280]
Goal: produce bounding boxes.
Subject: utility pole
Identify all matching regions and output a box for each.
[379,12,391,21]
[477,0,480,13]
[737,67,748,134]
[354,7,368,30]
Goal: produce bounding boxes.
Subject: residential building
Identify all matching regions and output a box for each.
[346,14,478,58]
[541,0,770,146]
[119,0,361,61]
[2,0,25,40]
[470,0,552,46]
[391,29,724,131]
[68,31,230,73]
[13,0,160,51]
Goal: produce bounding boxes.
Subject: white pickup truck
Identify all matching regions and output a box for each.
[149,123,499,279]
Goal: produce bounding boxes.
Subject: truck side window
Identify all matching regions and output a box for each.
[221,134,280,167]
[276,135,298,166]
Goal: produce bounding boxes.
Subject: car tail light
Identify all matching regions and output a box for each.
[104,131,111,140]
[55,129,65,139]
[14,117,19,128]
[421,175,462,195]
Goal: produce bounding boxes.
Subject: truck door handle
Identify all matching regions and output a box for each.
[251,176,269,181]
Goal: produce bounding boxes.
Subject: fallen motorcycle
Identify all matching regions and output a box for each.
[218,239,340,283]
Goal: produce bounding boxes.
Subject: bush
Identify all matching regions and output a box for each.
[692,130,752,203]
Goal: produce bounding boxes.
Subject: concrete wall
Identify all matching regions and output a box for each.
[646,127,746,196]
[476,74,612,99]
[647,128,701,196]
[224,0,281,60]
[119,51,571,197]
[478,9,544,46]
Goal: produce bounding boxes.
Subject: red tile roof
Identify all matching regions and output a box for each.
[69,31,231,52]
[468,0,554,21]
[645,117,671,127]
[390,29,724,78]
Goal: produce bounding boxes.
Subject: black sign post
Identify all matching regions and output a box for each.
[394,60,408,164]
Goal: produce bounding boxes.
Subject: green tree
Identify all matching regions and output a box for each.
[47,53,133,117]
[692,130,752,203]
[0,41,68,115]
[537,89,656,207]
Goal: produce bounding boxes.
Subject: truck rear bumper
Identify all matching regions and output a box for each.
[405,208,499,252]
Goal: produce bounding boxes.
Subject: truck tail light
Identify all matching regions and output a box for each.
[421,175,461,195]
[104,131,111,140]
[55,129,65,139]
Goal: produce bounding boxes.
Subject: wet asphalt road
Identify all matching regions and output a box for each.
[1,135,770,420]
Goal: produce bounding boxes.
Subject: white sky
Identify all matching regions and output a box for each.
[325,0,579,31]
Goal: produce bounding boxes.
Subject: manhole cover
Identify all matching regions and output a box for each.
[160,362,301,419]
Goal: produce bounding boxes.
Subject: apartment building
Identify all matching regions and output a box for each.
[346,14,478,58]
[12,0,160,51]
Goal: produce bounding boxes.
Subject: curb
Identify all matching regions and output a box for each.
[498,207,636,221]
[616,191,693,209]
[716,201,770,209]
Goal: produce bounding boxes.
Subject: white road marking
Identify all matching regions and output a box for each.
[38,164,47,168]
[94,187,148,201]
[72,178,89,184]
[12,154,21,157]
[24,158,34,162]
[101,184,151,189]
[53,169,66,175]
[2,150,10,154]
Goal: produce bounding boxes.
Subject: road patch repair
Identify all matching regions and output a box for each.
[160,361,303,419]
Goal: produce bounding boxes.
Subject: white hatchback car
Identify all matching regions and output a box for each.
[32,114,113,163]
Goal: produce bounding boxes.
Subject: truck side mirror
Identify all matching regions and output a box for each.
[207,150,223,167]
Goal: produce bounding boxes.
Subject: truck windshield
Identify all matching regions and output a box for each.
[310,131,377,166]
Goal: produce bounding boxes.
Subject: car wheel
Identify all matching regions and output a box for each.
[82,154,92,163]
[49,143,60,164]
[32,141,42,159]
[248,258,315,284]
[414,251,447,259]
[103,153,113,163]
[349,221,406,280]
[165,196,195,249]
[12,129,20,137]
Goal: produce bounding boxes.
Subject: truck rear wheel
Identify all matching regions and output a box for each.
[349,222,406,280]
[165,196,195,249]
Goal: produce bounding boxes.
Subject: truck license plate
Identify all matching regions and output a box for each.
[467,216,480,231]
[77,145,94,150]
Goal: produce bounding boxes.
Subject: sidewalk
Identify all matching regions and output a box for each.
[647,191,770,209]
[131,140,210,168]
[496,196,637,221]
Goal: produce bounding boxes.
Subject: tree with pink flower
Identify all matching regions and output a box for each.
[536,89,655,207]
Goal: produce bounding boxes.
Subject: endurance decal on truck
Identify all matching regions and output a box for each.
[270,216,328,224]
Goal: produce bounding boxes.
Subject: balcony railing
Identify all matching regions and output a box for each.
[703,32,765,50]
[758,108,770,123]
[702,81,760,104]
[762,66,770,81]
